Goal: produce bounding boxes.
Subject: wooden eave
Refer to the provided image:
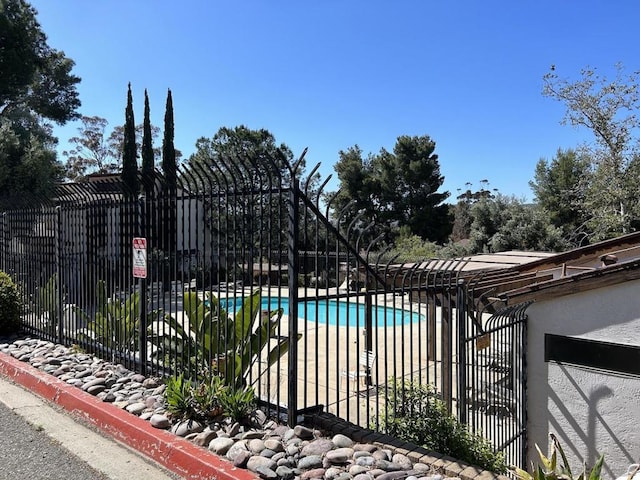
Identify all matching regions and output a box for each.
[498,259,640,305]
[514,231,640,274]
[467,271,555,299]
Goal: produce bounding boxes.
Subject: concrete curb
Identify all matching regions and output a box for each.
[0,352,257,480]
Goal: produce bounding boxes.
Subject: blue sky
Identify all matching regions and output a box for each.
[29,1,640,202]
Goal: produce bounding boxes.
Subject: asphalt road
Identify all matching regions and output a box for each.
[0,400,109,480]
[0,377,181,480]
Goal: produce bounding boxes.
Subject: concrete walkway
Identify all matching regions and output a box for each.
[0,376,180,480]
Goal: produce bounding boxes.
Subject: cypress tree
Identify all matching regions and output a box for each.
[120,83,138,278]
[141,89,154,190]
[162,88,177,253]
[122,83,138,196]
[162,89,176,190]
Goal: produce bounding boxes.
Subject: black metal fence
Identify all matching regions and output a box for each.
[0,155,527,468]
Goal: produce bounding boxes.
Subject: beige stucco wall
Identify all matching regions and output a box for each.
[526,279,640,479]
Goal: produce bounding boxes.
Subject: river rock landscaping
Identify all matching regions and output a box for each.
[0,337,463,480]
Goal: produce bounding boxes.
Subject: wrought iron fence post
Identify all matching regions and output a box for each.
[138,195,148,376]
[1,212,5,272]
[55,206,63,344]
[456,278,467,424]
[364,292,373,386]
[287,178,300,426]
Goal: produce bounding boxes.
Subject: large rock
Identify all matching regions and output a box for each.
[208,437,235,455]
[170,419,203,437]
[275,465,295,480]
[193,430,217,447]
[392,453,413,470]
[325,447,355,465]
[246,456,277,473]
[233,450,252,468]
[149,414,171,429]
[300,438,334,457]
[125,402,147,415]
[226,440,250,462]
[298,455,323,470]
[332,434,354,448]
[249,438,266,454]
[264,438,284,452]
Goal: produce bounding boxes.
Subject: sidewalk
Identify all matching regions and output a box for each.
[0,376,180,480]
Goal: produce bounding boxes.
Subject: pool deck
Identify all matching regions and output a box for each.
[251,286,456,429]
[143,285,458,429]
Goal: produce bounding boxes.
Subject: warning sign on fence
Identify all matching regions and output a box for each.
[132,237,147,279]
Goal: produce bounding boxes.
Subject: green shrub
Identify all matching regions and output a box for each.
[378,379,506,473]
[165,373,239,423]
[218,385,255,422]
[192,375,225,419]
[165,373,197,420]
[373,227,445,263]
[0,271,21,335]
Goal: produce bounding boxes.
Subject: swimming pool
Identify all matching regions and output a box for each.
[222,297,423,327]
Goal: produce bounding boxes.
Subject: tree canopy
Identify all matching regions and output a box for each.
[0,111,62,198]
[0,0,80,124]
[0,0,80,197]
[62,115,117,180]
[184,126,301,253]
[530,148,590,246]
[466,194,568,254]
[187,125,295,188]
[543,64,640,241]
[331,135,451,245]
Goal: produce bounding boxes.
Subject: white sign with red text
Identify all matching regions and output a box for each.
[132,237,147,279]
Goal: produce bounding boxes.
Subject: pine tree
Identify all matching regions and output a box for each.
[121,83,138,196]
[141,89,154,189]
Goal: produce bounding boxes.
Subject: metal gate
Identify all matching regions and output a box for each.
[458,278,529,469]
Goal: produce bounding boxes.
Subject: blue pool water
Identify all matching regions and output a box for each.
[222,297,423,327]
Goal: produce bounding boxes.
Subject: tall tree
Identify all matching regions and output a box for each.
[0,0,80,123]
[0,110,62,199]
[141,89,154,186]
[162,89,176,189]
[332,135,451,245]
[161,89,177,253]
[189,125,293,184]
[530,148,590,246]
[62,115,118,180]
[0,0,80,197]
[330,145,376,222]
[186,126,299,255]
[543,64,640,241]
[386,135,451,242]
[121,83,138,195]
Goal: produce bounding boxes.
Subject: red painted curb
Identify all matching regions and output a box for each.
[0,352,257,480]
